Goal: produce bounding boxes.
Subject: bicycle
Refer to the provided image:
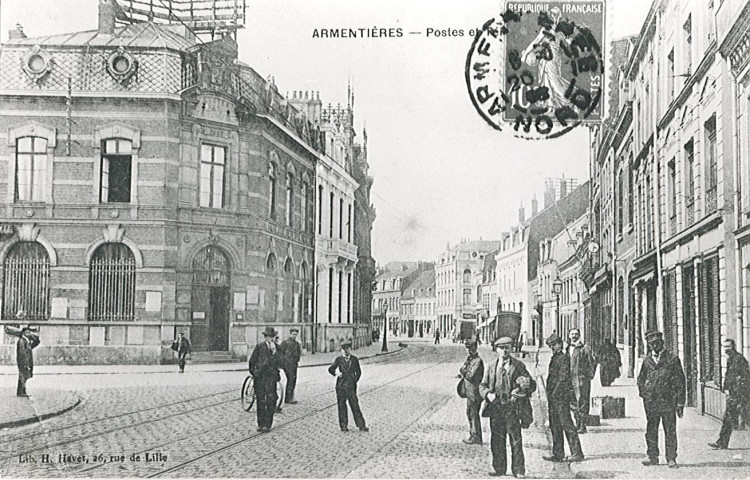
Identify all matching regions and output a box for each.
[241,370,286,412]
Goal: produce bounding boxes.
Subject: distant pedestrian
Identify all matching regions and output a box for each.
[172,332,191,373]
[709,338,750,450]
[566,328,596,433]
[279,328,301,405]
[248,327,282,433]
[479,337,536,478]
[638,330,686,468]
[598,338,621,387]
[543,334,584,463]
[458,338,485,444]
[435,329,441,344]
[328,341,369,432]
[15,311,40,398]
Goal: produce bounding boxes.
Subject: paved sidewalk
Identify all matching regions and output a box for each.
[0,388,81,430]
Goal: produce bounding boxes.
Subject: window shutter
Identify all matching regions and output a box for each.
[698,261,710,382]
[710,257,721,385]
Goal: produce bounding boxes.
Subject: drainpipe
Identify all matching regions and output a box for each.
[653,10,665,332]
[733,71,746,357]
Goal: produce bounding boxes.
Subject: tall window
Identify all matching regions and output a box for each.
[347,272,352,323]
[705,116,717,213]
[15,137,47,202]
[617,173,624,235]
[301,182,309,232]
[3,242,50,320]
[317,185,323,234]
[89,243,136,321]
[699,256,721,384]
[338,270,343,323]
[668,159,677,234]
[348,203,353,242]
[685,139,695,224]
[668,48,675,100]
[268,162,277,218]
[463,269,472,283]
[200,144,225,208]
[683,15,693,75]
[101,139,132,203]
[628,164,634,225]
[339,198,344,239]
[328,268,334,323]
[286,173,294,226]
[463,288,471,305]
[329,192,335,237]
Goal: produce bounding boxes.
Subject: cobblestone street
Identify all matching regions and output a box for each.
[0,344,561,478]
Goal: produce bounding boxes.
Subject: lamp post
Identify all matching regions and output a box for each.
[381,302,389,352]
[535,292,544,347]
[553,278,563,336]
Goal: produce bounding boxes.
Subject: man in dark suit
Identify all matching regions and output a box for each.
[328,341,369,432]
[16,320,40,397]
[458,338,485,444]
[638,330,686,468]
[566,328,596,433]
[279,328,302,405]
[172,332,191,373]
[543,333,584,463]
[710,338,750,449]
[248,327,282,433]
[479,337,536,479]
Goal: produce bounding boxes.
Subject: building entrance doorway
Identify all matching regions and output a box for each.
[191,245,231,351]
[682,265,697,406]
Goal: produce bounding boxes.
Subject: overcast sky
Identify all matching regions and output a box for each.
[1,0,652,265]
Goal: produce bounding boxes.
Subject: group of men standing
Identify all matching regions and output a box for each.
[248,326,368,433]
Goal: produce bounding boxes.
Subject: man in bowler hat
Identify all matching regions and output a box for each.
[16,313,40,397]
[479,337,536,479]
[543,333,584,463]
[638,330,686,468]
[328,341,369,432]
[248,326,282,432]
[709,338,750,449]
[279,328,302,404]
[458,338,485,444]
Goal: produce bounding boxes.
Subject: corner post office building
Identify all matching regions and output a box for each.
[0,3,372,364]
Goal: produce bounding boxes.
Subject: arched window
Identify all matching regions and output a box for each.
[192,245,230,286]
[16,136,48,202]
[266,253,277,273]
[268,162,277,219]
[284,258,293,276]
[3,242,50,320]
[89,243,136,321]
[463,268,472,283]
[286,173,294,227]
[301,181,309,232]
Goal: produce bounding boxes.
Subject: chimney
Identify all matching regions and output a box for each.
[98,0,116,35]
[531,195,538,217]
[518,202,525,223]
[560,178,568,197]
[9,24,27,40]
[544,182,555,210]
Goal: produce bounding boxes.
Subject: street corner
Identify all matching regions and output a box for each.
[0,387,81,430]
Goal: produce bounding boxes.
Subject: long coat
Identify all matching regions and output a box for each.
[724,349,750,400]
[17,334,40,377]
[279,337,302,367]
[249,341,281,388]
[328,355,362,393]
[479,356,536,427]
[637,350,686,412]
[567,343,596,396]
[459,352,485,401]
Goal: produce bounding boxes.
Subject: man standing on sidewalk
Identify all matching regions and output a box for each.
[458,338,484,445]
[279,328,301,405]
[566,328,596,434]
[709,338,750,450]
[16,318,40,398]
[637,330,686,468]
[543,333,584,463]
[479,337,536,479]
[248,327,282,433]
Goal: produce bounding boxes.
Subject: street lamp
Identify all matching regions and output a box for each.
[535,292,544,347]
[381,302,389,352]
[553,278,563,336]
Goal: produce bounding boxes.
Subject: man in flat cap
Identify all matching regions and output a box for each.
[458,338,485,444]
[279,328,302,405]
[248,326,282,433]
[329,341,369,432]
[479,337,536,479]
[637,330,686,468]
[544,334,584,463]
[16,311,40,398]
[709,338,750,450]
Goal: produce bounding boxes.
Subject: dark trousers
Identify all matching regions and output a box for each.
[718,397,750,448]
[337,387,366,429]
[549,400,583,458]
[644,402,678,461]
[17,372,29,395]
[284,364,298,403]
[573,381,591,428]
[256,380,278,429]
[178,352,188,372]
[466,398,482,442]
[489,406,525,476]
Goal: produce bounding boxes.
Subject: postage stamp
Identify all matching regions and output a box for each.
[466,0,606,139]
